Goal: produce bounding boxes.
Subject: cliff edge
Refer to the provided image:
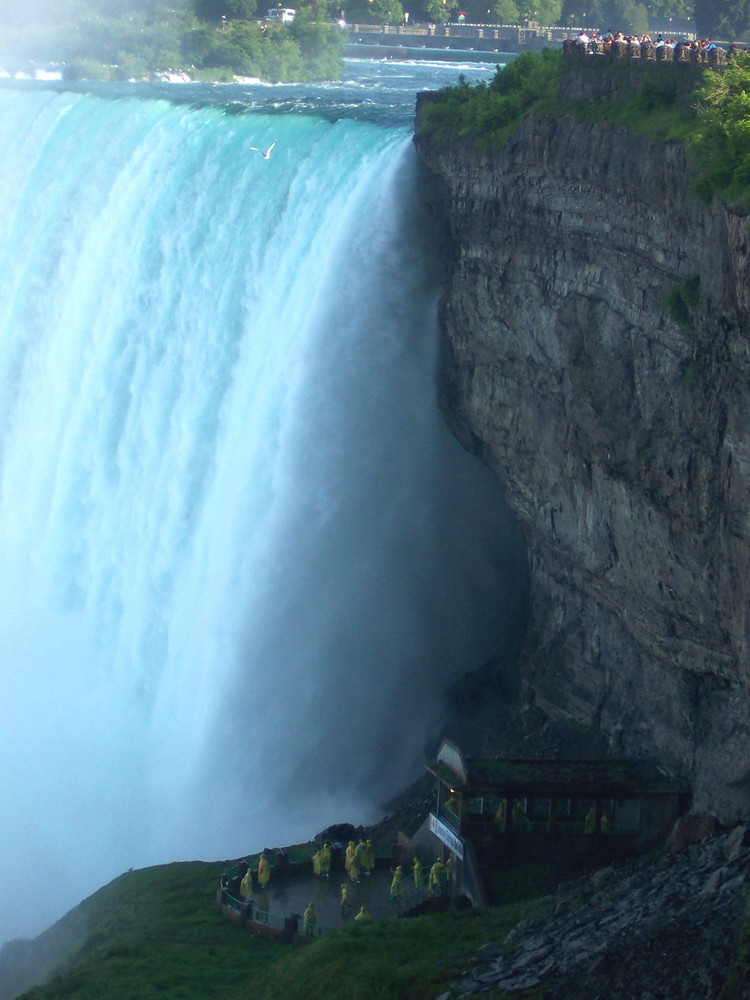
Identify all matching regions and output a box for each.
[414,60,750,825]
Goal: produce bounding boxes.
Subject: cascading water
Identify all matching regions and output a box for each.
[0,61,525,944]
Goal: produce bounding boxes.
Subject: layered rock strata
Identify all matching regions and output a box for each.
[414,69,750,823]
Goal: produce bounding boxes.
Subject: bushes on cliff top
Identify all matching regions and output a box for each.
[420,48,750,208]
[418,49,561,153]
[689,51,750,209]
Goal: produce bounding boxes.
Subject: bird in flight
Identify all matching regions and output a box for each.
[249,142,275,159]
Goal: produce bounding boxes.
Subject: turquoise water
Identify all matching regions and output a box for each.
[0,58,524,943]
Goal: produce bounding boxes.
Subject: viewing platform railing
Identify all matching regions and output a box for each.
[562,36,730,64]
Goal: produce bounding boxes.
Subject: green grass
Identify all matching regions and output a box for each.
[718,883,750,1000]
[229,898,554,1000]
[13,859,554,1000]
[18,863,283,1000]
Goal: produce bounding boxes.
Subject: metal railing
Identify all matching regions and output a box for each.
[219,856,392,939]
[388,870,448,910]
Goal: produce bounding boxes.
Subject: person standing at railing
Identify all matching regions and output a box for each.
[429,859,447,894]
[257,851,272,888]
[445,854,454,888]
[240,866,253,900]
[303,903,317,936]
[390,864,403,903]
[412,856,423,889]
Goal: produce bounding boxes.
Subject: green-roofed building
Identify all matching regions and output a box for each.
[427,740,688,850]
[400,741,689,906]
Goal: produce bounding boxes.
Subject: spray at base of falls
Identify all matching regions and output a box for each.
[0,83,525,943]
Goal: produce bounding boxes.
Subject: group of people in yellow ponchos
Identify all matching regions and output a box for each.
[310,838,376,884]
[389,855,453,903]
[337,881,373,924]
[342,838,375,883]
[239,850,273,899]
[310,842,333,878]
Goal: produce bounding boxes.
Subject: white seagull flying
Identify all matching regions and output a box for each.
[249,142,276,159]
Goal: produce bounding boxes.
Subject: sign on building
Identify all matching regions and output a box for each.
[429,812,464,859]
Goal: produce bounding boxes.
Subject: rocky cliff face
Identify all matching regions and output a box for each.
[414,67,750,825]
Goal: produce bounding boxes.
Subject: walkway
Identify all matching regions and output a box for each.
[250,865,396,930]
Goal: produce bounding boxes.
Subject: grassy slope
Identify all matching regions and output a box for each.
[13,859,555,1000]
[17,863,282,1000]
[229,899,553,1000]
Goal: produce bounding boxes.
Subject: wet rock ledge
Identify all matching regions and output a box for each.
[436,826,750,999]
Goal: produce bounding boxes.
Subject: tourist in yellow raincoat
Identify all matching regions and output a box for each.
[354,905,372,922]
[303,903,317,935]
[240,867,253,899]
[257,853,271,887]
[429,860,446,893]
[349,854,361,883]
[340,881,352,914]
[361,839,375,876]
[389,864,403,903]
[311,849,322,876]
[412,856,422,889]
[344,840,356,872]
[319,842,332,877]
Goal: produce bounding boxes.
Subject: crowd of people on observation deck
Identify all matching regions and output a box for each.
[566,29,740,61]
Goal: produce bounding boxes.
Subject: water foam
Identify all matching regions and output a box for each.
[0,86,523,942]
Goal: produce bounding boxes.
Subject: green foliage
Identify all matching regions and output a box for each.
[689,52,750,208]
[194,0,258,23]
[517,0,562,25]
[419,48,561,153]
[344,0,404,25]
[695,0,750,41]
[416,0,453,24]
[492,0,520,22]
[0,0,344,84]
[665,275,701,329]
[560,0,649,33]
[418,46,708,158]
[62,57,112,80]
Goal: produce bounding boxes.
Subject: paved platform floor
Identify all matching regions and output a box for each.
[249,866,396,931]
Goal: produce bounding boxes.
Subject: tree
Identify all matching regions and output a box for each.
[343,0,404,22]
[695,0,750,40]
[492,0,519,21]
[560,0,602,25]
[516,0,562,24]
[411,0,453,23]
[193,0,257,24]
[560,0,646,30]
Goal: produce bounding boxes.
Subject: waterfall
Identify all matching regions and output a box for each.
[0,82,523,942]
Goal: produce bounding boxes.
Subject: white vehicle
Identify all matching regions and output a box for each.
[265,7,295,21]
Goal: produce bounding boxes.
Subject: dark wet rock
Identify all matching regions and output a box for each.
[433,827,748,1000]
